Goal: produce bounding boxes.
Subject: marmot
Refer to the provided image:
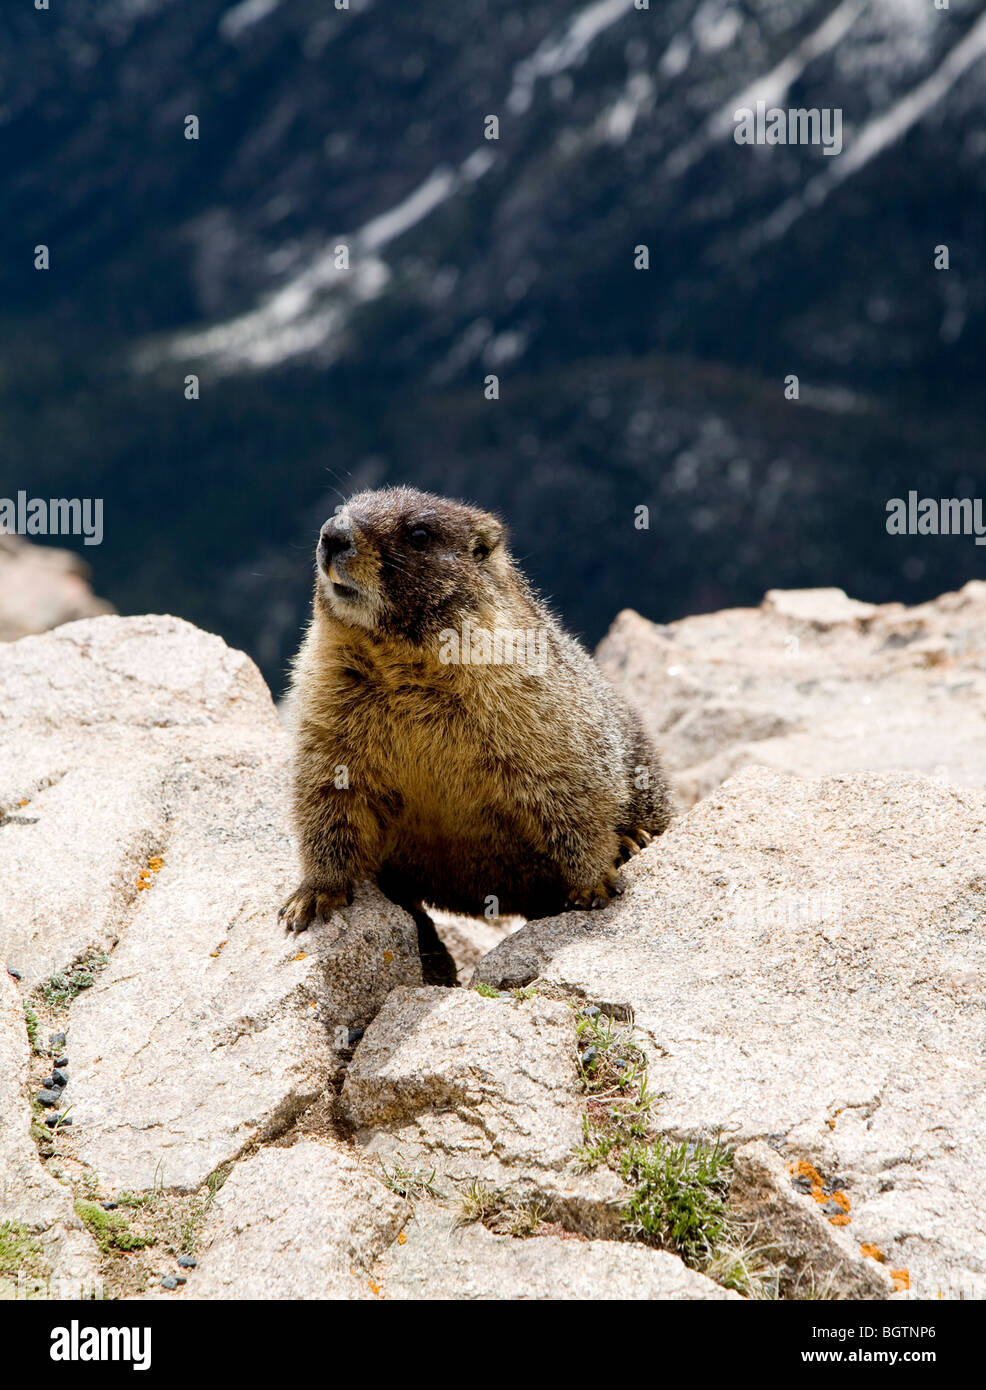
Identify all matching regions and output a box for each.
[280,487,670,939]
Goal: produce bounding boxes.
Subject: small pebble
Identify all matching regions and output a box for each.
[37,1088,62,1107]
[177,1255,197,1268]
[160,1276,178,1291]
[175,1276,187,1285]
[822,1199,845,1217]
[582,1046,598,1067]
[347,1027,364,1046]
[582,1005,600,1018]
[101,1202,118,1210]
[7,968,22,980]
[45,1114,72,1128]
[52,1068,69,1087]
[50,1033,67,1050]
[55,1055,68,1068]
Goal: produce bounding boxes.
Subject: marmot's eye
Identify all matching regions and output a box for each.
[408,526,431,549]
[472,542,490,561]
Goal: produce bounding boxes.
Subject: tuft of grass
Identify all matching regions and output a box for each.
[456,1179,503,1227]
[575,1113,620,1168]
[511,986,537,1000]
[576,1010,649,1096]
[619,1136,733,1263]
[574,1008,654,1143]
[571,1005,778,1294]
[378,1158,445,1201]
[455,1181,546,1237]
[74,1200,155,1255]
[502,1200,547,1237]
[578,1117,740,1267]
[176,1204,205,1257]
[704,1234,784,1299]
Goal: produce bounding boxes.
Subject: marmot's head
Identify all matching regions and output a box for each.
[314,487,509,643]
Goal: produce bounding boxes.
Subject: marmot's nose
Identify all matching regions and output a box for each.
[318,516,354,560]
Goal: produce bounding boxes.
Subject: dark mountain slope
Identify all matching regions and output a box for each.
[2,0,983,687]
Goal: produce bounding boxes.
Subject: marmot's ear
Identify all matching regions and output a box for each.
[470,516,503,562]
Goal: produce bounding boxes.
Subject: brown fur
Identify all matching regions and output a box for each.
[280,486,671,930]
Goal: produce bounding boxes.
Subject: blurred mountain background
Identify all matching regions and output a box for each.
[2,0,983,692]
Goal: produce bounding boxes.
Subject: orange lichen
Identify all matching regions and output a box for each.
[860,1243,886,1262]
[209,940,227,959]
[293,951,307,961]
[788,1158,824,1184]
[136,857,164,890]
[788,1158,851,1223]
[397,1232,407,1246]
[787,1158,826,1202]
[383,950,394,963]
[17,799,29,808]
[891,1269,910,1292]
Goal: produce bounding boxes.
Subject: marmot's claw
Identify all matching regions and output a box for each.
[280,883,352,931]
[632,826,653,848]
[618,834,642,862]
[567,868,623,911]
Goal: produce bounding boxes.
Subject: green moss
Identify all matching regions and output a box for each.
[38,953,108,1009]
[22,1000,41,1054]
[0,1220,49,1283]
[205,1163,232,1199]
[474,983,501,999]
[74,1200,155,1255]
[114,1190,155,1210]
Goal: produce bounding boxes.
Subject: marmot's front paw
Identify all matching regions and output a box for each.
[566,868,624,912]
[614,826,654,865]
[279,881,352,932]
